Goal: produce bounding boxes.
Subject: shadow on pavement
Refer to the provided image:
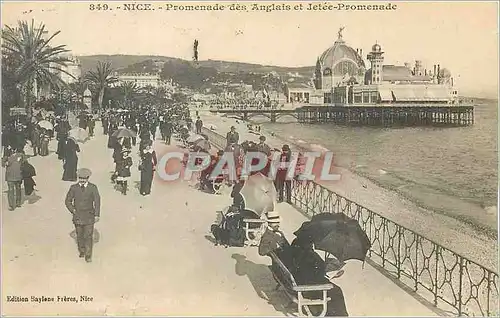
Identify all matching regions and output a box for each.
[23,192,41,205]
[231,253,294,316]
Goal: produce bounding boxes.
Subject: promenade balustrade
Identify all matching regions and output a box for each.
[201,126,499,317]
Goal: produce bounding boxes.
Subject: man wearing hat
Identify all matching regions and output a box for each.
[275,144,293,203]
[226,126,239,147]
[258,211,290,257]
[65,168,101,263]
[256,135,271,157]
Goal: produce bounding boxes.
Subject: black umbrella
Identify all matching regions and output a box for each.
[294,213,371,262]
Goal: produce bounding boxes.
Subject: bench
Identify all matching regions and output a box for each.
[243,218,267,246]
[268,251,333,317]
[214,209,267,246]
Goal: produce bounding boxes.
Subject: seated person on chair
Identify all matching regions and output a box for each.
[230,177,245,209]
[200,150,223,189]
[290,238,349,317]
[258,211,294,281]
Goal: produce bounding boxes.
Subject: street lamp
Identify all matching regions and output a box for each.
[83,87,92,113]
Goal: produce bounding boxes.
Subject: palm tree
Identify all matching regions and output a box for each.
[119,82,139,109]
[83,61,117,110]
[153,86,168,105]
[2,20,71,118]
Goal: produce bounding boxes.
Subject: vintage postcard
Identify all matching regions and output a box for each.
[1,1,498,316]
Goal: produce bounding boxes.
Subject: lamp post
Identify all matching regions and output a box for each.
[83,87,92,113]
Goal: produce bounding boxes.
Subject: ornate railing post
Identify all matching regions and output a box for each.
[414,236,419,292]
[381,218,387,267]
[397,226,402,279]
[434,246,440,306]
[458,257,464,316]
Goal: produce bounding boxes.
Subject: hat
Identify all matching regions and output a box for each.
[77,168,92,179]
[259,136,266,141]
[267,211,281,224]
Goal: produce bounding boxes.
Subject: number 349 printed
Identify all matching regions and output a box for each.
[89,4,110,11]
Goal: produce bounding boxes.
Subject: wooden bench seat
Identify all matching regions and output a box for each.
[214,209,267,246]
[269,251,333,317]
[242,218,267,246]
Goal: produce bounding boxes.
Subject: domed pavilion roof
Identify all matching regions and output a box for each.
[318,38,366,70]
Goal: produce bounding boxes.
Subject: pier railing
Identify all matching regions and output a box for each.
[201,127,499,317]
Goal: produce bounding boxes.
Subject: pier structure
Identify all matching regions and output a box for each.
[210,103,474,126]
[296,104,474,126]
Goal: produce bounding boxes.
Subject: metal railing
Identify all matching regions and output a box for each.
[201,127,499,317]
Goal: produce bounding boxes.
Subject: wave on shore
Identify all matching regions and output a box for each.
[265,127,498,238]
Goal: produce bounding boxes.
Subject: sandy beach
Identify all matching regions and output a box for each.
[197,110,498,271]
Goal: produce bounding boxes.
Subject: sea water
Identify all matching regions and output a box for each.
[261,99,498,234]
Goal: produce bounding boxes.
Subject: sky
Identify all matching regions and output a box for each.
[2,1,499,98]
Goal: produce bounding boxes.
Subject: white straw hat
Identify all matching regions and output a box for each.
[267,211,281,223]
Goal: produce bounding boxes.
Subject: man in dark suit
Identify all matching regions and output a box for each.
[275,144,292,203]
[65,168,101,263]
[3,149,25,210]
[226,126,239,147]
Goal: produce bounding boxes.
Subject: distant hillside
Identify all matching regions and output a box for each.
[78,55,183,74]
[78,55,314,76]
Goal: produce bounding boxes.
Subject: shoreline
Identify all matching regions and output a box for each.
[253,119,497,235]
[196,110,498,270]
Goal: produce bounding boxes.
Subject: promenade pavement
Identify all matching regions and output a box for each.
[2,124,438,316]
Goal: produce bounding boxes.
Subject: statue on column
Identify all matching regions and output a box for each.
[338,26,345,40]
[193,39,199,62]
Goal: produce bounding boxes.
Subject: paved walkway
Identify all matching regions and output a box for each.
[2,124,438,316]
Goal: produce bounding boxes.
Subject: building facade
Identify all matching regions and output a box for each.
[113,73,163,88]
[286,27,458,106]
[57,55,82,84]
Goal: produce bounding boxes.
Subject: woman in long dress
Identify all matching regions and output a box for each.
[56,119,70,160]
[62,138,80,181]
[107,123,118,149]
[39,130,50,156]
[139,144,157,195]
[21,158,36,195]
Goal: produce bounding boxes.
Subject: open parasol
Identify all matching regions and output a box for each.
[293,213,371,262]
[194,139,211,151]
[187,134,205,143]
[239,172,277,216]
[68,127,89,143]
[37,120,54,130]
[112,127,137,138]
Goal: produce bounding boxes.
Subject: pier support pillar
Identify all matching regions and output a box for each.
[270,112,277,123]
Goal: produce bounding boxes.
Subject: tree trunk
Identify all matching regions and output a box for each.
[24,77,34,120]
[98,87,105,111]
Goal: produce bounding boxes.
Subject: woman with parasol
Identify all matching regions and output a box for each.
[289,237,349,316]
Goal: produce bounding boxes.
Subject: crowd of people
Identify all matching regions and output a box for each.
[209,97,280,110]
[3,101,348,315]
[2,102,193,262]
